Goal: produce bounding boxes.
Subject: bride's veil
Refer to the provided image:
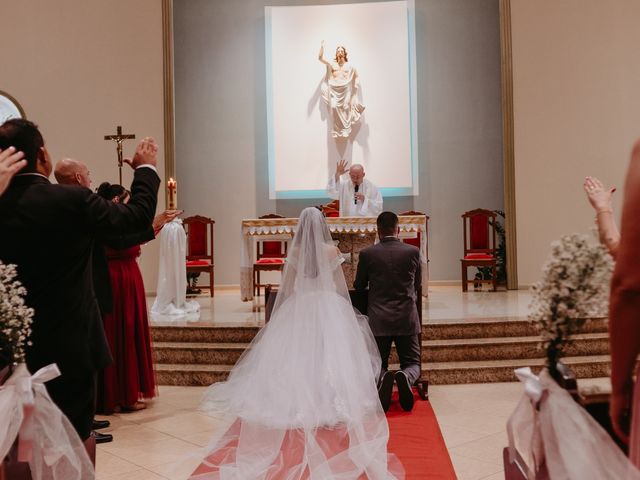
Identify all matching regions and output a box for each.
[190,207,404,479]
[271,207,348,313]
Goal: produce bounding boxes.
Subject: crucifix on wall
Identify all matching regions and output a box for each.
[104,125,136,185]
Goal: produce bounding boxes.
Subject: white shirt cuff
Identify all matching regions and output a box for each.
[136,164,158,174]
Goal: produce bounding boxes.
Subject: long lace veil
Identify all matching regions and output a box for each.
[271,207,348,314]
[191,207,403,479]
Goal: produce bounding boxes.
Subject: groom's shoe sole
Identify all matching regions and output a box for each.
[378,371,395,412]
[395,370,414,412]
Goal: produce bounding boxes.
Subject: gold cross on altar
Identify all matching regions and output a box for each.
[104,125,135,185]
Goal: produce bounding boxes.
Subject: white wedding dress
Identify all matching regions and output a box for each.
[190,208,403,479]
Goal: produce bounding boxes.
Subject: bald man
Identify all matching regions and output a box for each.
[54,157,93,187]
[327,159,383,217]
[54,158,178,442]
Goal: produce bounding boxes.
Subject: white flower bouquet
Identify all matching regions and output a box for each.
[529,233,613,378]
[0,262,33,370]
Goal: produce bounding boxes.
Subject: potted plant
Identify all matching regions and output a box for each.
[474,210,506,289]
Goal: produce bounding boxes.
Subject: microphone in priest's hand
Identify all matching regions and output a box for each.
[354,183,359,204]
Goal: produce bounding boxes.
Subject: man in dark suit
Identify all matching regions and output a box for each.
[354,211,421,412]
[53,157,166,443]
[0,119,160,444]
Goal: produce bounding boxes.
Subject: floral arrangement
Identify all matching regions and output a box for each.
[0,262,33,367]
[529,233,613,378]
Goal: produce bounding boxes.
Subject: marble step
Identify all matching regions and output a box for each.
[151,317,608,343]
[152,333,609,365]
[421,355,611,384]
[155,354,611,386]
[423,332,608,362]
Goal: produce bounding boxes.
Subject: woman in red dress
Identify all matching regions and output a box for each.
[96,182,158,412]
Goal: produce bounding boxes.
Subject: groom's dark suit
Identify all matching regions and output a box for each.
[0,167,159,439]
[354,236,422,384]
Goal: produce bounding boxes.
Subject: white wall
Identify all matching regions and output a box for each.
[511,0,640,286]
[174,0,504,285]
[0,0,166,293]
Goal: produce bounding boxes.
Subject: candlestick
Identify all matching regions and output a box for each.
[167,178,177,209]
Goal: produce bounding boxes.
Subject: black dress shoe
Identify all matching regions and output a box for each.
[93,431,113,444]
[378,370,395,412]
[395,370,414,412]
[92,419,111,430]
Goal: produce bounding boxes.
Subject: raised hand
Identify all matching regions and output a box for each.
[153,209,183,235]
[335,159,349,179]
[0,147,26,196]
[584,176,615,212]
[124,137,158,169]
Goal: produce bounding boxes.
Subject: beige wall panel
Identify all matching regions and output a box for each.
[511,0,640,286]
[1,0,165,292]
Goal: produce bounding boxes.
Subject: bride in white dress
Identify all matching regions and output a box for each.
[190,207,403,479]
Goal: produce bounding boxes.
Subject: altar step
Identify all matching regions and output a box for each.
[152,318,610,386]
[151,317,607,342]
[154,355,611,387]
[152,333,609,365]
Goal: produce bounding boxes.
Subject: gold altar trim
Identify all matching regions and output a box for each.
[241,215,426,236]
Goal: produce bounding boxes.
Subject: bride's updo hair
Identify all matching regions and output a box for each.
[97,182,128,202]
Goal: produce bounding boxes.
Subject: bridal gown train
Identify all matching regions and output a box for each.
[190,208,403,479]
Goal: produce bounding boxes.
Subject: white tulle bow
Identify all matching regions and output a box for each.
[507,367,640,480]
[514,367,544,403]
[11,363,61,405]
[0,363,95,479]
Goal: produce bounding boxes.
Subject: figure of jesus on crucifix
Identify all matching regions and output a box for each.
[318,41,365,138]
[104,125,136,185]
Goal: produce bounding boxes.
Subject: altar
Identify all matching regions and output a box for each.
[240,214,428,301]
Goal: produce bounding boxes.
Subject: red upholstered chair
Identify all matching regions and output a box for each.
[253,214,288,297]
[183,215,215,297]
[399,210,429,248]
[460,209,497,292]
[322,200,340,217]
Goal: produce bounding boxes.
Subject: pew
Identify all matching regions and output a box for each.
[503,363,622,480]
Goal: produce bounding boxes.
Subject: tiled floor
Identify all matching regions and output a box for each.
[98,286,535,478]
[95,382,524,480]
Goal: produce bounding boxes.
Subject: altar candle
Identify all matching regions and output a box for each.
[167,178,177,209]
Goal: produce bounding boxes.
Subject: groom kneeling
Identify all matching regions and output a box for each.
[355,212,422,412]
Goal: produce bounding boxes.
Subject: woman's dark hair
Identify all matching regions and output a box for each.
[96,182,129,202]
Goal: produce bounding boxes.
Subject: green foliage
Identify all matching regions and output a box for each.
[474,210,507,287]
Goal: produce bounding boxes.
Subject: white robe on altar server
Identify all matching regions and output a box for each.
[326,177,383,217]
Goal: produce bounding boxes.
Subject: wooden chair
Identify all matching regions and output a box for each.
[253,214,288,297]
[183,215,215,297]
[399,210,429,249]
[264,285,429,401]
[460,209,497,292]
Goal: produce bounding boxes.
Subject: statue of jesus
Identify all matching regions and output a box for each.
[318,42,365,138]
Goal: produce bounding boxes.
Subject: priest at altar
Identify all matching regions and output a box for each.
[326,159,383,217]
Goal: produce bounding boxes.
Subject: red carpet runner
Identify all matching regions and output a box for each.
[386,392,457,479]
[191,391,456,479]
